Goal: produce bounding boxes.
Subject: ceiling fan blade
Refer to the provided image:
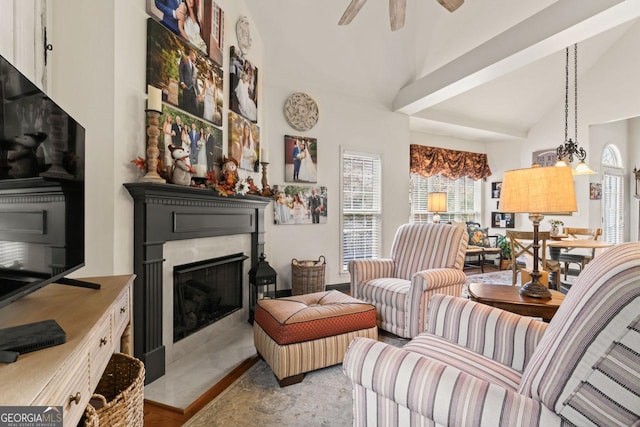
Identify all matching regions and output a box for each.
[338,0,368,25]
[389,0,406,31]
[437,0,464,12]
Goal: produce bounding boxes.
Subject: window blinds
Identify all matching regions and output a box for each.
[341,151,381,271]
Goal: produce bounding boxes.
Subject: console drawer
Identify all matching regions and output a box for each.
[89,314,113,390]
[113,288,130,338]
[32,351,89,426]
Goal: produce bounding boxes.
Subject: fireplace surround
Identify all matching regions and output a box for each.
[125,182,270,383]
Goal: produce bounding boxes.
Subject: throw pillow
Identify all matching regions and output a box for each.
[467,223,491,247]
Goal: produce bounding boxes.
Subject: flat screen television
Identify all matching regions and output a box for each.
[0,53,89,310]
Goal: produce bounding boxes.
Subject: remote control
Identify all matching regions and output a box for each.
[0,350,19,363]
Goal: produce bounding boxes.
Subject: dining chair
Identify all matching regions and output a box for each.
[558,227,602,279]
[507,230,561,291]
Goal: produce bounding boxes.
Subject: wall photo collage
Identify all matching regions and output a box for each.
[145,3,327,225]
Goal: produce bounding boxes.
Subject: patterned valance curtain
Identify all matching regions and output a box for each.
[410,144,492,180]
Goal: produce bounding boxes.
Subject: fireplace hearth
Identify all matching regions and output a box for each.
[173,253,248,342]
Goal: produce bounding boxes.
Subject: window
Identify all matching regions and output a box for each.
[410,173,480,224]
[601,145,623,244]
[341,150,381,272]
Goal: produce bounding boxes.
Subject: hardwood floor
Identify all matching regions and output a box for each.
[143,355,260,426]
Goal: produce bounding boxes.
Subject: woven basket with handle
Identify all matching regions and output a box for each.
[88,352,145,427]
[291,255,326,295]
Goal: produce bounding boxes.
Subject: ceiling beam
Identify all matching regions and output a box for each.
[393,0,640,114]
[414,111,528,139]
[409,117,524,142]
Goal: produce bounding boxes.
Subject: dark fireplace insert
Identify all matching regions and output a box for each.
[173,253,248,342]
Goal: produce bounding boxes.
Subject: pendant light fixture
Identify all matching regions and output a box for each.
[555,44,596,175]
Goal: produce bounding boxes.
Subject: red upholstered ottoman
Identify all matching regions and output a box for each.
[253,290,377,386]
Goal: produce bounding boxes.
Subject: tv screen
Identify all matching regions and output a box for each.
[0,54,86,309]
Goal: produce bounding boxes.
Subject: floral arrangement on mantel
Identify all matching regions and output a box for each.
[131,155,263,197]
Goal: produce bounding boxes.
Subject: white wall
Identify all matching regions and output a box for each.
[39,1,640,290]
[46,0,262,280]
[258,74,410,287]
[49,0,118,276]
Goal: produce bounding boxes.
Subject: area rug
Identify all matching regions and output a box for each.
[184,333,407,427]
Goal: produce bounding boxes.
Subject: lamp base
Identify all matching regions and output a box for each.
[519,280,552,299]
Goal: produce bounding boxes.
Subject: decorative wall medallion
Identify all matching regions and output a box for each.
[236,16,252,56]
[283,93,319,131]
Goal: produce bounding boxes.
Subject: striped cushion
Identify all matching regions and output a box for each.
[358,278,410,335]
[403,333,522,391]
[344,337,561,426]
[519,242,640,426]
[254,290,376,345]
[425,294,548,372]
[348,258,396,300]
[391,223,468,280]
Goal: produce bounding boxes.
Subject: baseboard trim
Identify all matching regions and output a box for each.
[326,283,350,293]
[275,282,350,298]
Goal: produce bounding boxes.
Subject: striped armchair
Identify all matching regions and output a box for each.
[349,223,468,339]
[344,242,640,426]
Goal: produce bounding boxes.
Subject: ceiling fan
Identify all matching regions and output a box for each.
[338,0,464,31]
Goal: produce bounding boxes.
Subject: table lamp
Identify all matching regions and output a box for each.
[499,166,576,298]
[428,192,447,223]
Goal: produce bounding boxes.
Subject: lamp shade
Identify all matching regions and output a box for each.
[500,166,577,214]
[427,192,447,213]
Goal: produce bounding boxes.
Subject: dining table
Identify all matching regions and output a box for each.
[547,239,614,288]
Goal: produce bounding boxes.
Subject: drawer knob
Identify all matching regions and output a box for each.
[120,306,127,313]
[100,337,108,346]
[69,392,81,405]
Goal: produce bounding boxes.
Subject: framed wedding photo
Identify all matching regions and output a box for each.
[284,135,317,183]
[228,111,260,172]
[159,103,222,180]
[146,0,224,65]
[146,18,223,127]
[229,46,258,123]
[272,185,327,225]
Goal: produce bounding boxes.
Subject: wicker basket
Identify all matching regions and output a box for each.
[89,352,145,427]
[292,255,326,295]
[82,402,100,427]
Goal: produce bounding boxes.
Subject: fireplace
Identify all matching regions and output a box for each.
[125,182,270,383]
[173,253,248,342]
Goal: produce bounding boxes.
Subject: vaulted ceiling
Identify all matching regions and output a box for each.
[245,0,640,142]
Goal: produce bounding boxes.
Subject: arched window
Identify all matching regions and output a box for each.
[601,145,623,244]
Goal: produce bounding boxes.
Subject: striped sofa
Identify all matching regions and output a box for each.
[344,242,640,426]
[349,223,468,339]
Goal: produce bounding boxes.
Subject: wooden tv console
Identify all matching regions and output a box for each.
[0,275,134,426]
